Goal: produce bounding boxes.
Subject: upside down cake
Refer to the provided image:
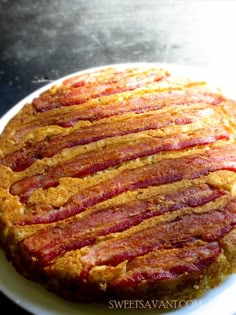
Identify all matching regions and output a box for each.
[0,65,236,304]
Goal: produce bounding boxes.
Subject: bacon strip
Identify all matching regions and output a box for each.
[0,108,203,172]
[22,184,224,266]
[66,68,167,88]
[80,201,236,273]
[15,90,224,140]
[33,69,169,112]
[10,127,228,202]
[62,67,125,87]
[111,242,220,287]
[15,144,236,225]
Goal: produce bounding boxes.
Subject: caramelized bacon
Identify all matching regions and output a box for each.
[15,90,224,140]
[22,184,224,265]
[10,127,228,202]
[15,144,236,225]
[1,109,203,172]
[62,67,125,87]
[111,242,221,287]
[80,201,236,273]
[33,69,169,112]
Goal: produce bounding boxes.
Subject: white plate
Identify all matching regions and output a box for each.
[0,63,236,315]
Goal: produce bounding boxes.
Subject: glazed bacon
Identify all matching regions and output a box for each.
[16,144,236,225]
[1,108,205,172]
[62,67,123,87]
[15,89,225,140]
[32,68,169,112]
[10,127,229,203]
[22,184,225,266]
[80,202,236,273]
[111,242,221,286]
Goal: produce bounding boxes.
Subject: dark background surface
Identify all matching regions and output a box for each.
[0,0,236,314]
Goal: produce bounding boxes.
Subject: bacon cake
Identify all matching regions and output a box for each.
[0,65,236,304]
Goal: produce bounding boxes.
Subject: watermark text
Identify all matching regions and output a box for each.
[108,299,201,309]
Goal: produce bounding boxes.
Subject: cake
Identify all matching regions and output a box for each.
[0,65,236,305]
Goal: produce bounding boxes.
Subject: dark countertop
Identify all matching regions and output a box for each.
[0,0,236,314]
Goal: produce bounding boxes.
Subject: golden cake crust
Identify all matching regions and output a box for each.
[0,64,236,306]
